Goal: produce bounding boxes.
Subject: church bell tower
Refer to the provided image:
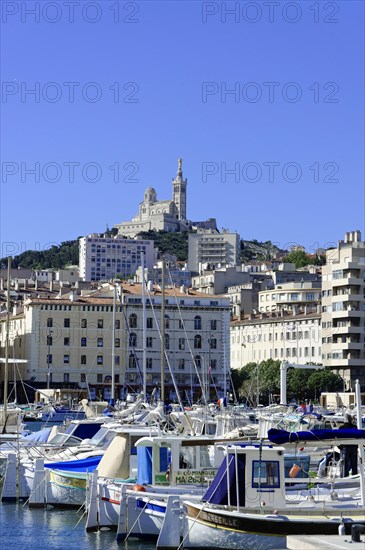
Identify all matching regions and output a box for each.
[172,158,187,220]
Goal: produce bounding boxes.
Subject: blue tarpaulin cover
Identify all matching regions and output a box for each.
[136,446,169,485]
[44,455,102,472]
[22,427,52,443]
[268,428,365,445]
[202,453,246,506]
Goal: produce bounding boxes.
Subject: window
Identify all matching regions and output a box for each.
[129,354,136,368]
[80,373,86,383]
[81,318,87,328]
[146,358,153,369]
[97,355,103,365]
[194,335,202,349]
[64,337,70,346]
[47,354,52,364]
[47,335,53,346]
[210,359,217,370]
[64,354,70,364]
[115,338,120,348]
[129,313,137,328]
[165,315,170,329]
[178,358,185,370]
[114,355,120,365]
[47,318,53,327]
[194,316,202,330]
[210,319,217,331]
[97,319,103,329]
[97,374,102,383]
[147,317,153,329]
[114,374,120,383]
[209,338,217,349]
[179,319,184,329]
[115,319,120,329]
[81,355,86,365]
[178,338,185,350]
[195,355,201,368]
[252,460,280,488]
[64,318,70,328]
[146,337,153,348]
[64,373,70,383]
[129,333,137,347]
[81,337,87,347]
[97,337,103,347]
[165,334,170,350]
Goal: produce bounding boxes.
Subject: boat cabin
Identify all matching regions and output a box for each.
[203,444,287,510]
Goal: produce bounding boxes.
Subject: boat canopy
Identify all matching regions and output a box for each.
[44,455,102,472]
[268,427,365,445]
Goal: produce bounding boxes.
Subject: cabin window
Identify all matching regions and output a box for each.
[252,460,280,489]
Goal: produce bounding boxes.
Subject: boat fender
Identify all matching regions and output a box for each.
[338,521,345,536]
[351,524,365,543]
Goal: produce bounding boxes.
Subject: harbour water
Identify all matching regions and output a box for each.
[0,502,156,550]
[0,421,156,549]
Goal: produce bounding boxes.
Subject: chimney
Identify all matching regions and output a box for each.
[69,291,78,302]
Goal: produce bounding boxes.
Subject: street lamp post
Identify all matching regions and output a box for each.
[46,327,52,389]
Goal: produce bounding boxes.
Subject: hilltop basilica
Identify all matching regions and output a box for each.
[115,159,216,238]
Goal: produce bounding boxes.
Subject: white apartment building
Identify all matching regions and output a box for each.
[230,311,321,369]
[258,281,321,313]
[0,284,230,404]
[191,266,251,295]
[188,230,240,273]
[322,230,365,390]
[79,235,155,281]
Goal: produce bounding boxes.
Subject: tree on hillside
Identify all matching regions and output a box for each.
[283,250,310,268]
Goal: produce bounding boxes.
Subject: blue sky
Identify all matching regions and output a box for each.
[1,0,364,258]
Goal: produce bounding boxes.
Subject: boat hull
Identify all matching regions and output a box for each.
[183,503,365,549]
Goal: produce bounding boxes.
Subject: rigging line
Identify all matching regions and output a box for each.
[145,285,185,413]
[208,369,220,402]
[15,360,32,408]
[165,266,207,404]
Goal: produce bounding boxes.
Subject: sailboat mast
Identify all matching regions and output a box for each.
[3,257,11,421]
[141,252,147,399]
[160,259,165,403]
[111,284,116,405]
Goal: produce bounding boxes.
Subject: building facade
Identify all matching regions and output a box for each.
[188,230,240,273]
[321,230,365,390]
[258,281,321,313]
[79,235,155,281]
[0,284,231,403]
[231,310,322,369]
